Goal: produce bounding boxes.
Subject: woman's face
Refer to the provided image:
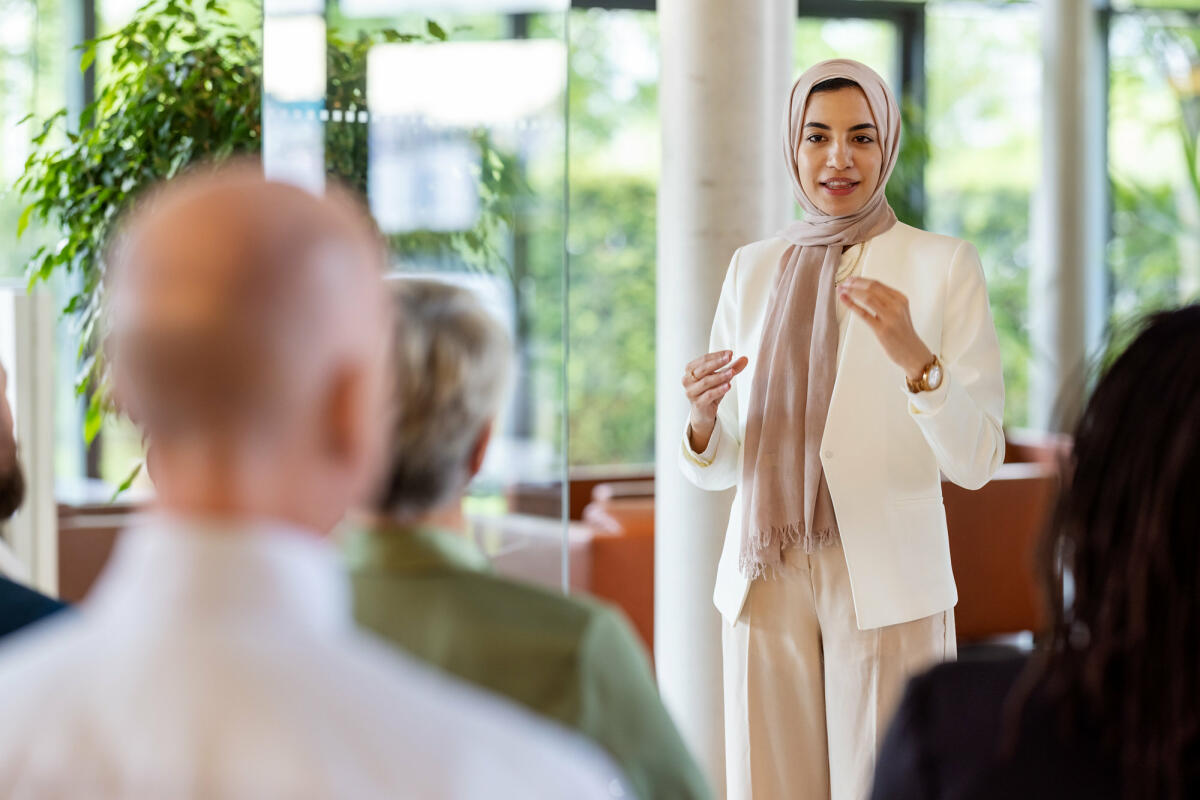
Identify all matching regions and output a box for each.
[796,86,883,216]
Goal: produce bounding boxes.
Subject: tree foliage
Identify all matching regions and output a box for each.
[15,0,516,457]
[16,0,261,438]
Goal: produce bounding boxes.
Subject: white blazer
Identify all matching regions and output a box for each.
[679,222,1005,630]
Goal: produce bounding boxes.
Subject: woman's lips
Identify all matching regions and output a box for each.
[821,180,860,197]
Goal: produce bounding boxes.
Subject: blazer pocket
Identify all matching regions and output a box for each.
[887,497,951,576]
[888,497,949,539]
[890,494,944,508]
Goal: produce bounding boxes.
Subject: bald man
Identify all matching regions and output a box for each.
[0,166,624,799]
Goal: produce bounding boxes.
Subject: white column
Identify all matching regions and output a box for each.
[655,0,793,792]
[1031,0,1107,431]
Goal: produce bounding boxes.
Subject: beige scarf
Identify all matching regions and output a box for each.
[739,59,902,580]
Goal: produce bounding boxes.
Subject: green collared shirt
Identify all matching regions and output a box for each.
[345,524,711,800]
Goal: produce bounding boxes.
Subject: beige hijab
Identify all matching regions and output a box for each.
[739,59,901,579]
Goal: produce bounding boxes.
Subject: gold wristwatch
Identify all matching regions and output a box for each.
[906,354,944,394]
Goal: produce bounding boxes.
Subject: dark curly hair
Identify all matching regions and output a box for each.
[1022,303,1200,798]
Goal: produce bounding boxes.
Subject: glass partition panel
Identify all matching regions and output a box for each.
[263,0,572,592]
[560,7,657,471]
[926,2,1039,429]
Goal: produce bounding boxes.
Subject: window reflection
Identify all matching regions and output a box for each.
[263,14,327,194]
[370,130,480,233]
[262,2,570,585]
[366,39,564,233]
[367,40,564,125]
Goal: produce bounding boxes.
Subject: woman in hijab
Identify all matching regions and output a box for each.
[678,59,1005,800]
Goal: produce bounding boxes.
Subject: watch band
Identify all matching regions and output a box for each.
[906,354,943,394]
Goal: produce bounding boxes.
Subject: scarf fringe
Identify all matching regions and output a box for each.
[740,522,839,581]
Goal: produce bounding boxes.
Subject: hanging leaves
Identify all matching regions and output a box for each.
[17,0,516,461]
[16,0,263,431]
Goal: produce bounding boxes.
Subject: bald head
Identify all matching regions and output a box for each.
[106,164,388,439]
[105,164,392,530]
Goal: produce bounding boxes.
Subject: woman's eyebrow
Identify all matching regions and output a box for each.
[802,122,877,131]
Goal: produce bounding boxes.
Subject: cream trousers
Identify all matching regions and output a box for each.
[722,541,955,800]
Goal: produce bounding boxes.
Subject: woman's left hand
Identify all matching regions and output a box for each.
[837,277,933,381]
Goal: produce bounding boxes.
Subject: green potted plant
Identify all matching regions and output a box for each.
[17,0,261,464]
[17,0,518,489]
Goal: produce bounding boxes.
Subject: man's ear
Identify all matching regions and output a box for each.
[467,420,494,480]
[324,365,368,464]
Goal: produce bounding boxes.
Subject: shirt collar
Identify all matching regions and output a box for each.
[85,512,351,638]
[343,523,491,576]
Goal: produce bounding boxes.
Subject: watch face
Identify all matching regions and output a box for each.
[927,363,943,389]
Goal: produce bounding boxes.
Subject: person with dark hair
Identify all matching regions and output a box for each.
[348,278,711,800]
[679,59,1005,800]
[0,361,65,638]
[0,361,25,520]
[870,303,1200,800]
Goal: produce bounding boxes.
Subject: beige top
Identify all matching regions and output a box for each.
[834,242,866,360]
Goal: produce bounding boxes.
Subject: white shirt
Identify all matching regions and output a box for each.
[0,514,627,799]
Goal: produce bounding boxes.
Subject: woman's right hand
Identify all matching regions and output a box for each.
[682,350,749,453]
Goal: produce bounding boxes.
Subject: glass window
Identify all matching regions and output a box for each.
[0,1,87,490]
[564,7,658,469]
[0,0,59,280]
[926,2,1039,428]
[1108,9,1200,332]
[1109,1,1200,10]
[795,16,898,87]
[265,0,573,587]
